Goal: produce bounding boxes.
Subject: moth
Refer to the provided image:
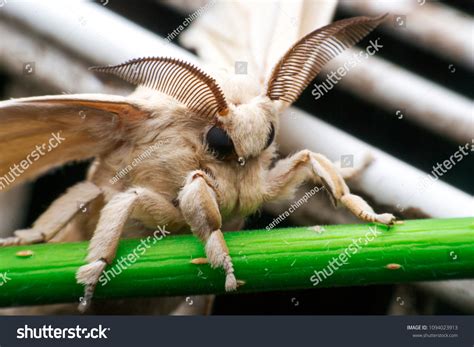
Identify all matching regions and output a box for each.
[0,15,394,312]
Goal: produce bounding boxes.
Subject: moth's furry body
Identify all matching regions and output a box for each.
[0,15,395,313]
[90,76,277,231]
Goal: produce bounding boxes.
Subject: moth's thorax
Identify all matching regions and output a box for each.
[206,146,275,218]
[93,125,274,224]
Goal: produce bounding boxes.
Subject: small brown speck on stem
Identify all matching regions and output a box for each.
[16,250,34,257]
[386,263,401,270]
[191,257,208,265]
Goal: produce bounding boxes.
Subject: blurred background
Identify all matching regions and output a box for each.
[0,0,472,314]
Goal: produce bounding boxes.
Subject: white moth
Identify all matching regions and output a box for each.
[0,15,394,312]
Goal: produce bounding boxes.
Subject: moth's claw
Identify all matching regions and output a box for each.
[375,213,396,225]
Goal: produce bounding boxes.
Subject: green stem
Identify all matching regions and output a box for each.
[0,217,473,307]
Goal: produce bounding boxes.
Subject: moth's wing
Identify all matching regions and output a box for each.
[180,0,337,84]
[0,94,149,191]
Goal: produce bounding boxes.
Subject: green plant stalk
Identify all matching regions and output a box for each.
[0,217,473,307]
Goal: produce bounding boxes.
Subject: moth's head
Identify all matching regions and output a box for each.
[200,13,387,165]
[91,15,387,165]
[204,72,279,163]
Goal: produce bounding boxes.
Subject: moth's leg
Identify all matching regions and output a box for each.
[0,181,102,246]
[135,188,183,227]
[75,187,181,312]
[178,170,237,291]
[264,150,395,224]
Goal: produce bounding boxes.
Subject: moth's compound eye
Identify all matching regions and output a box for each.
[206,126,235,160]
[264,123,275,149]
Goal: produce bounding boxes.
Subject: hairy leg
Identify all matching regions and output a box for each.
[0,181,102,246]
[178,170,237,291]
[264,150,395,224]
[76,187,181,312]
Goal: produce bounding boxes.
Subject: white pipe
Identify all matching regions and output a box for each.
[0,0,196,65]
[322,49,474,144]
[0,18,124,94]
[417,280,474,313]
[340,0,474,69]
